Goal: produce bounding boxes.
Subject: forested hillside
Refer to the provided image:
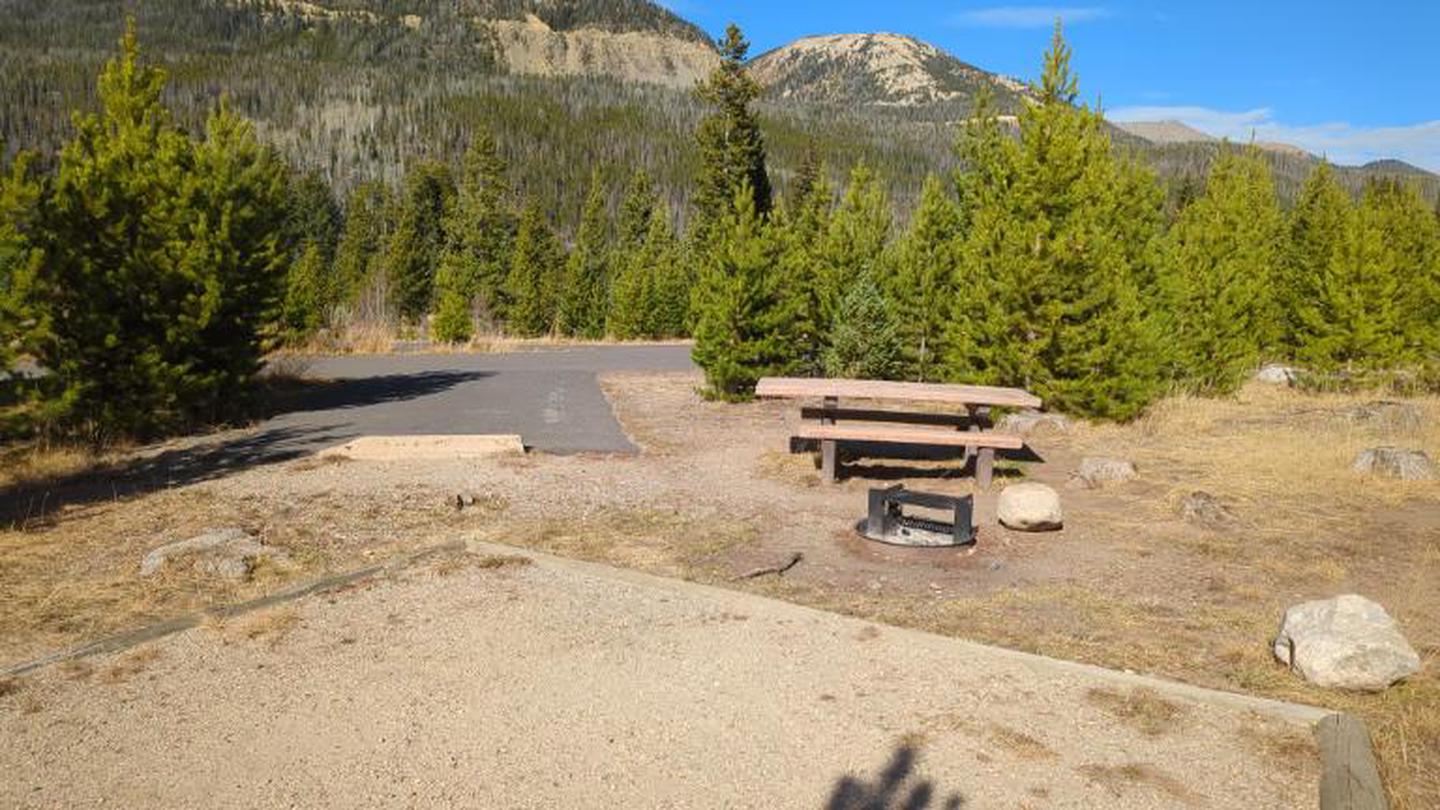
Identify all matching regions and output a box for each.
[4,0,1434,236]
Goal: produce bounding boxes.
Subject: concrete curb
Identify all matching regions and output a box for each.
[0,541,465,679]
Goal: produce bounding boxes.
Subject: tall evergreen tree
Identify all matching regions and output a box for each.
[331,181,392,311]
[891,174,961,381]
[773,156,835,375]
[691,183,795,398]
[1364,179,1440,357]
[282,240,329,339]
[386,160,454,325]
[0,147,43,379]
[436,130,512,329]
[1281,162,1351,354]
[693,24,771,231]
[1163,146,1285,393]
[37,25,291,438]
[616,168,657,252]
[609,208,687,340]
[945,24,1167,420]
[505,200,564,337]
[816,163,893,328]
[559,170,612,338]
[1295,196,1405,370]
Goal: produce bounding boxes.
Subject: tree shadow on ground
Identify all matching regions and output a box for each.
[257,370,493,418]
[2,369,497,526]
[826,745,966,810]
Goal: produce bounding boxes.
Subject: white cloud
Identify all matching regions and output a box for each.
[1108,105,1440,172]
[952,6,1112,28]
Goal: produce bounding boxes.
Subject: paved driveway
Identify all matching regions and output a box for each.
[265,345,695,455]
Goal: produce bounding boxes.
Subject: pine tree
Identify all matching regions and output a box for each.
[386,160,454,326]
[691,183,795,399]
[282,241,329,339]
[1164,146,1285,392]
[436,130,512,329]
[891,175,961,381]
[331,181,392,311]
[693,24,771,232]
[945,24,1167,420]
[1282,162,1351,354]
[37,24,291,438]
[822,273,901,380]
[559,170,612,338]
[1295,197,1405,370]
[816,163,893,327]
[773,156,834,375]
[0,147,43,381]
[617,169,657,252]
[608,208,686,339]
[1364,179,1440,358]
[505,200,564,337]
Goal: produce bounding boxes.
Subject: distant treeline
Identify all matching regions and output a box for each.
[3,23,1439,444]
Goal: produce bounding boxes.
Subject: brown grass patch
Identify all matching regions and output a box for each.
[430,549,533,576]
[98,646,161,684]
[1076,762,1197,803]
[1086,687,1189,737]
[755,450,821,488]
[988,724,1058,761]
[0,676,21,698]
[221,607,302,649]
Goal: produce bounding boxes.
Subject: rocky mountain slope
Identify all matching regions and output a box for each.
[750,33,1028,113]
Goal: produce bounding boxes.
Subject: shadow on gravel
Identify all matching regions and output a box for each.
[0,424,347,527]
[826,745,967,809]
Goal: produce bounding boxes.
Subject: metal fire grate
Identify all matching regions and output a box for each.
[857,485,975,548]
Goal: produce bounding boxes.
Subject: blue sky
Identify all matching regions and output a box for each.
[660,1,1440,171]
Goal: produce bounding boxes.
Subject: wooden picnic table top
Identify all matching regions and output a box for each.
[755,377,1042,411]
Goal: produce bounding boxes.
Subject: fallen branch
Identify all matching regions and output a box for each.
[734,552,804,581]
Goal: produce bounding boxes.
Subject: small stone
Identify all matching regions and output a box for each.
[1352,447,1435,481]
[997,483,1063,532]
[998,410,1071,436]
[1074,457,1137,488]
[140,528,290,582]
[1255,364,1301,385]
[1179,491,1237,530]
[1273,594,1421,692]
[1348,401,1423,432]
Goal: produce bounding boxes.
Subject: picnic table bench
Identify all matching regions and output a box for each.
[755,377,1041,487]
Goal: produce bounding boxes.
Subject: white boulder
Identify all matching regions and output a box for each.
[1352,447,1435,481]
[998,410,1071,436]
[997,483,1063,532]
[1255,364,1301,385]
[1273,594,1421,692]
[1074,457,1137,488]
[141,528,289,582]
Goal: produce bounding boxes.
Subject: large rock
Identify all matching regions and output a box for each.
[1255,364,1301,385]
[1074,457,1137,488]
[1352,447,1435,481]
[140,528,289,582]
[1178,491,1237,531]
[998,410,1071,436]
[1348,401,1423,432]
[997,483,1063,532]
[1273,595,1421,692]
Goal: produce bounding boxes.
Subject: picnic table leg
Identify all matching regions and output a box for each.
[821,395,839,483]
[968,406,994,489]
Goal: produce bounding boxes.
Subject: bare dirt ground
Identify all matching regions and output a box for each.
[0,542,1321,809]
[2,368,1437,806]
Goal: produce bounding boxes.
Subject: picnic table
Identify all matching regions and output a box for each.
[754,377,1041,487]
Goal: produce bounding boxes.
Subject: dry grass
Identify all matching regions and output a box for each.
[0,443,112,494]
[429,549,533,576]
[98,646,161,684]
[1086,687,1190,737]
[1075,762,1197,804]
[0,676,21,698]
[987,724,1059,761]
[220,607,302,648]
[276,327,689,357]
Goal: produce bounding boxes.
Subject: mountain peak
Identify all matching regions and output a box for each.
[750,32,1027,110]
